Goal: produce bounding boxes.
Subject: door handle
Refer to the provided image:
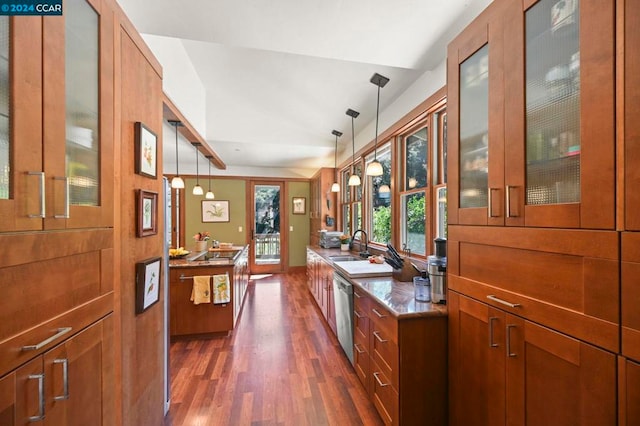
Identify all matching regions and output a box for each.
[54,176,70,219]
[488,187,500,218]
[506,185,518,218]
[488,316,499,348]
[28,373,45,422]
[53,358,70,400]
[27,171,46,218]
[506,324,517,357]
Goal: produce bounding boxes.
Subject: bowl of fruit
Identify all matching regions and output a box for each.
[169,247,190,259]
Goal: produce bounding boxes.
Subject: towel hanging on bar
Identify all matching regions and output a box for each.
[190,276,211,305]
[213,273,230,304]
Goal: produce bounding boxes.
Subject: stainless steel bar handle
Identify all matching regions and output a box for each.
[488,317,499,348]
[53,358,69,401]
[54,176,70,219]
[372,331,388,343]
[487,295,521,308]
[353,291,362,299]
[506,324,517,357]
[505,185,516,218]
[373,372,389,387]
[353,310,363,319]
[28,373,45,422]
[28,171,46,218]
[371,308,387,318]
[22,327,72,351]
[488,187,499,218]
[354,343,365,354]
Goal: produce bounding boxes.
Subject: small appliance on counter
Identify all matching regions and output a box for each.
[427,237,447,304]
[319,230,343,248]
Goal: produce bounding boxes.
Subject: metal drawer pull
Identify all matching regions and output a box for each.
[353,291,362,299]
[373,372,389,387]
[373,331,388,343]
[353,310,363,319]
[505,185,517,218]
[53,358,70,400]
[54,176,70,219]
[506,324,517,357]
[488,317,499,348]
[354,343,365,354]
[22,327,72,351]
[372,308,387,318]
[486,295,521,308]
[28,171,46,218]
[28,374,45,422]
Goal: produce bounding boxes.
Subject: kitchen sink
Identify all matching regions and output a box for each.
[328,255,361,262]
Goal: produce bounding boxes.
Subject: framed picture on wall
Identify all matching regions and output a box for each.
[135,257,161,314]
[135,122,158,179]
[202,200,230,222]
[137,189,158,237]
[292,197,306,214]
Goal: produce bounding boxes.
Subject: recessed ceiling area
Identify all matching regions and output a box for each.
[116,0,492,178]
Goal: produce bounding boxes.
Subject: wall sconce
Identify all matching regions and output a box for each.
[331,129,342,192]
[192,142,204,195]
[168,120,184,189]
[205,155,215,199]
[346,109,361,186]
[365,73,390,177]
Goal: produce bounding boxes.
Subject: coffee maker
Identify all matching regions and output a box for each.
[427,238,447,304]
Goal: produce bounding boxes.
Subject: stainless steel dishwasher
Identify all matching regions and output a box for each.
[333,271,354,365]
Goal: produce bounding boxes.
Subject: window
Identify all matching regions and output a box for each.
[341,162,362,239]
[400,127,428,255]
[367,142,392,245]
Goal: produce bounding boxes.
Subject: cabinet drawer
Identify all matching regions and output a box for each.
[353,286,370,312]
[371,359,399,425]
[369,299,398,344]
[371,327,399,390]
[354,308,369,345]
[353,341,370,395]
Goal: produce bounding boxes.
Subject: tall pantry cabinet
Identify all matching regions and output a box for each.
[447,0,619,424]
[0,0,115,424]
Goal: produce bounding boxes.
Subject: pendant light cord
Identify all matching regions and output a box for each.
[174,123,180,176]
[374,83,380,160]
[351,116,356,175]
[208,161,211,191]
[195,145,199,185]
[334,135,338,180]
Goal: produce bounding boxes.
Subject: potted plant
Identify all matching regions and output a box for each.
[340,234,351,252]
[193,231,211,252]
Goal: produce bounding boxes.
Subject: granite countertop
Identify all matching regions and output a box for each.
[307,245,447,319]
[170,245,247,268]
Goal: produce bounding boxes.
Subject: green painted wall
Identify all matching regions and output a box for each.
[182,177,310,267]
[288,181,310,267]
[184,178,247,250]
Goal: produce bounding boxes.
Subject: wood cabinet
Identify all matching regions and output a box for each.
[354,288,447,425]
[0,316,114,426]
[448,0,615,230]
[233,246,250,326]
[0,0,113,233]
[619,356,640,426]
[305,249,336,335]
[448,291,616,425]
[309,168,337,246]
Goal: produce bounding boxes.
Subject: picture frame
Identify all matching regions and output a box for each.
[135,122,158,179]
[135,257,161,314]
[292,197,306,215]
[202,200,230,223]
[136,189,158,237]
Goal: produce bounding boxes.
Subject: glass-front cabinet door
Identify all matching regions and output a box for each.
[504,0,615,229]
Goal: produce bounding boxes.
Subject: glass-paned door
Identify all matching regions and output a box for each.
[251,182,284,274]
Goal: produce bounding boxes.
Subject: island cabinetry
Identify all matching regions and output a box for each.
[353,287,371,395]
[233,246,250,325]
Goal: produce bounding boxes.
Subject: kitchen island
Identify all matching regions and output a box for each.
[169,245,249,338]
[307,246,447,426]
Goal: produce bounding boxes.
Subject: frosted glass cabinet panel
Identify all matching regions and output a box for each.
[459,45,489,209]
[0,17,8,200]
[525,0,580,206]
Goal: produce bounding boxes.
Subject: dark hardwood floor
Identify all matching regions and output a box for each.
[163,271,383,425]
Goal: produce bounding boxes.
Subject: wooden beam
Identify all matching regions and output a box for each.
[162,93,226,170]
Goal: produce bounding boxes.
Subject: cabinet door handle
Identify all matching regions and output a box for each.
[53,358,70,400]
[488,316,499,348]
[371,308,387,318]
[353,291,362,299]
[353,310,363,319]
[488,187,499,218]
[54,176,70,219]
[354,343,365,354]
[28,373,45,422]
[506,324,517,357]
[487,295,521,308]
[22,327,72,351]
[27,171,46,218]
[505,185,517,218]
[373,331,388,343]
[373,372,390,387]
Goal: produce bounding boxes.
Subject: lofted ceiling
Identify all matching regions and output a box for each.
[116,0,492,177]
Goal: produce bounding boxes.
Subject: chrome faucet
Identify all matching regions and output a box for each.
[350,229,370,258]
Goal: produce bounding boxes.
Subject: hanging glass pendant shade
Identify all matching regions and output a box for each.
[169,120,185,188]
[192,142,204,195]
[331,129,342,192]
[365,73,390,177]
[346,109,361,187]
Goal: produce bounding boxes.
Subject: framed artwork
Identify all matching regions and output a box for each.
[202,200,230,222]
[137,189,158,237]
[135,122,158,179]
[292,197,306,215]
[135,257,161,314]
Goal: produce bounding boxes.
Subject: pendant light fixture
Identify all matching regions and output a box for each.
[191,142,204,195]
[205,155,215,199]
[365,73,390,177]
[346,109,361,186]
[330,129,342,192]
[168,120,185,189]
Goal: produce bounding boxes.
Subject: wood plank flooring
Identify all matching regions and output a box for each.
[163,271,383,425]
